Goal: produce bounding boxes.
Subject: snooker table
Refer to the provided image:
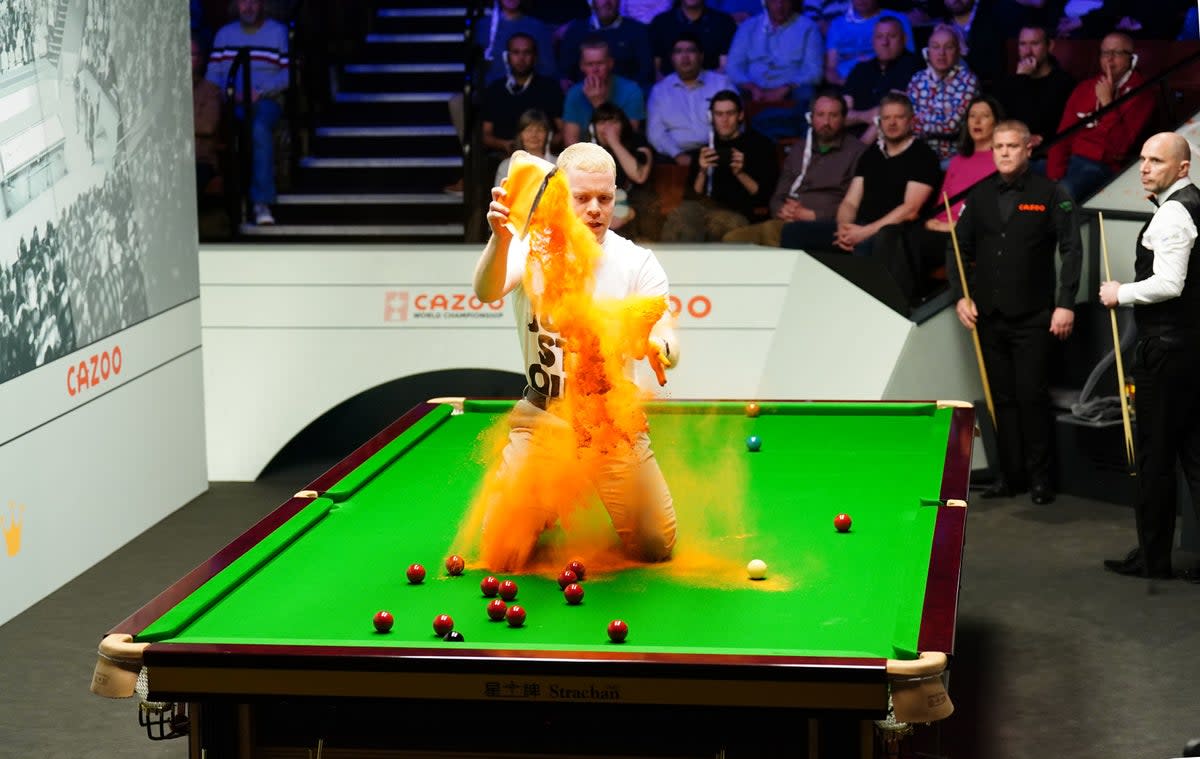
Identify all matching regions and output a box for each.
[93,398,975,758]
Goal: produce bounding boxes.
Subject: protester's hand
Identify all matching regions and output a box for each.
[487,186,512,238]
[646,336,672,386]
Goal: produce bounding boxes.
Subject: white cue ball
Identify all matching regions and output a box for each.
[746,559,768,580]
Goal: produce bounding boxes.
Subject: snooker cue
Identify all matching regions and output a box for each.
[1097,211,1137,471]
[943,192,997,433]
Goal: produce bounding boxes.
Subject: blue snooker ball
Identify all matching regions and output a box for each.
[746,435,762,452]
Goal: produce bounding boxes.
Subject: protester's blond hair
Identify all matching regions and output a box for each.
[557,142,616,177]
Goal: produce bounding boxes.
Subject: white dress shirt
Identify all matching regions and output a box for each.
[1118,178,1199,306]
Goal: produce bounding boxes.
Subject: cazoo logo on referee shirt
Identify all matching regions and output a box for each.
[384,290,505,321]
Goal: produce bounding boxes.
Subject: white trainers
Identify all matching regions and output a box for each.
[253,203,275,225]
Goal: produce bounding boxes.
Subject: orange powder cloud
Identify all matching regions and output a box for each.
[452,170,766,588]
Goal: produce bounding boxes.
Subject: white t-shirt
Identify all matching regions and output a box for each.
[506,230,669,398]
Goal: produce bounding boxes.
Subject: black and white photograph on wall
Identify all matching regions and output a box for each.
[0,0,198,384]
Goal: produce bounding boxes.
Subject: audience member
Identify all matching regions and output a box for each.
[477,0,557,85]
[780,93,939,261]
[191,31,222,198]
[907,23,979,162]
[725,0,824,139]
[649,0,737,77]
[205,0,290,225]
[559,0,654,94]
[901,94,1002,301]
[562,37,646,145]
[723,91,867,246]
[942,0,1002,87]
[1046,32,1153,202]
[646,32,734,164]
[992,25,1076,152]
[946,119,1081,505]
[661,90,778,241]
[843,16,922,144]
[480,33,565,160]
[590,103,658,237]
[495,109,557,185]
[824,0,914,86]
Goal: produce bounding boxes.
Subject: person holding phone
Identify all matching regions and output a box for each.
[660,89,778,241]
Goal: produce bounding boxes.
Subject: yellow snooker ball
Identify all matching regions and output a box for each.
[746,559,768,580]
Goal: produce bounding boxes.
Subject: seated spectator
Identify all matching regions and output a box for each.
[902,94,1002,301]
[780,93,939,275]
[992,24,1076,152]
[661,90,779,241]
[942,0,1002,87]
[476,0,557,85]
[590,103,658,237]
[907,23,979,163]
[192,31,223,198]
[646,32,734,165]
[206,0,290,225]
[480,33,564,161]
[649,0,738,77]
[559,0,654,94]
[723,90,867,246]
[989,0,1061,40]
[562,37,646,146]
[843,16,922,145]
[1046,32,1153,202]
[824,0,914,86]
[495,109,557,185]
[725,0,824,140]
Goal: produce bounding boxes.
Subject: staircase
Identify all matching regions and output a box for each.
[45,0,70,64]
[240,2,469,242]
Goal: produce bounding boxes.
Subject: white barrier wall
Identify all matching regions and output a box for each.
[0,0,205,626]
[200,243,987,481]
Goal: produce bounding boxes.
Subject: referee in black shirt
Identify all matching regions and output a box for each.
[1100,132,1200,581]
[946,119,1083,505]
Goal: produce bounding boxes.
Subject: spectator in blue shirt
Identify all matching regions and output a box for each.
[726,0,825,139]
[559,0,655,94]
[562,37,647,146]
[824,0,914,86]
[646,32,734,164]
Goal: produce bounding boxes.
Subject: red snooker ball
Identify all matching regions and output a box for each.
[505,604,526,627]
[834,513,852,533]
[444,554,466,576]
[498,579,519,601]
[372,610,394,633]
[566,560,586,580]
[607,619,629,643]
[486,598,508,621]
[480,576,500,597]
[432,613,454,637]
[563,583,585,605]
[557,569,578,589]
[406,563,426,584]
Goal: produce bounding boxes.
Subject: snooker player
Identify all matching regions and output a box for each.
[1100,132,1200,581]
[472,142,679,570]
